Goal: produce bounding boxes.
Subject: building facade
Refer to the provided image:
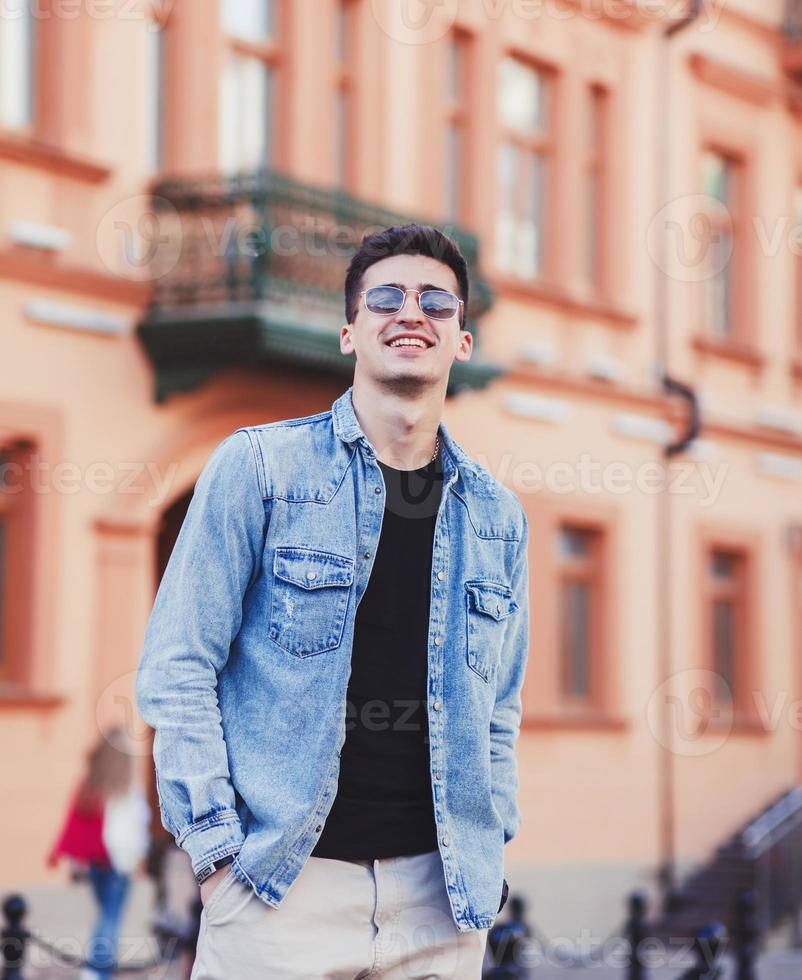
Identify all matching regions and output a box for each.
[2,0,802,946]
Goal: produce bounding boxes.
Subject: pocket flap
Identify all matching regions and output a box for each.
[466,581,517,621]
[274,548,354,590]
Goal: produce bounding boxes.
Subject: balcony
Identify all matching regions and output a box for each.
[136,168,501,402]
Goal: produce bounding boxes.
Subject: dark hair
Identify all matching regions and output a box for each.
[75,725,133,814]
[344,224,469,328]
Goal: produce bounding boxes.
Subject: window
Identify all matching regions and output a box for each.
[700,150,740,340]
[0,442,35,687]
[145,6,171,173]
[443,31,470,222]
[496,57,552,281]
[557,525,603,705]
[0,4,35,130]
[707,547,748,709]
[333,0,357,188]
[219,0,280,174]
[584,85,608,292]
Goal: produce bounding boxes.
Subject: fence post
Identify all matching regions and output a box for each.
[1,894,27,980]
[733,889,760,980]
[483,894,532,979]
[626,891,648,980]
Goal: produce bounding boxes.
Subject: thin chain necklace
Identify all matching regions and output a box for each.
[374,435,439,467]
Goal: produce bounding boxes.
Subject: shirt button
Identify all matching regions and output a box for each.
[433,700,441,711]
[433,637,441,646]
[437,571,444,581]
[306,571,317,581]
[374,486,381,494]
[364,551,371,560]
[434,773,442,782]
[442,836,449,846]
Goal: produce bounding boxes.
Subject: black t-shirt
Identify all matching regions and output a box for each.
[311,451,444,860]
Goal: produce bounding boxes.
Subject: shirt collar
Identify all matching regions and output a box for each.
[331,386,465,486]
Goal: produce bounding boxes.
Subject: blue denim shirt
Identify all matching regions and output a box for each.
[135,386,530,932]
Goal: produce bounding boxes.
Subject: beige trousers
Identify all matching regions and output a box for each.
[189,849,489,979]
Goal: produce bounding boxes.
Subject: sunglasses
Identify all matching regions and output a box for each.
[359,285,464,322]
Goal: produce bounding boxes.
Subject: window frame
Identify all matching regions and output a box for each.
[521,499,621,727]
[494,51,557,284]
[692,120,759,361]
[0,1,37,135]
[0,0,65,144]
[583,82,610,297]
[218,0,288,174]
[556,521,605,711]
[697,525,761,725]
[699,146,746,343]
[441,28,472,224]
[0,441,35,688]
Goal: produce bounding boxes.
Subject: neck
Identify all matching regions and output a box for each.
[351,373,445,470]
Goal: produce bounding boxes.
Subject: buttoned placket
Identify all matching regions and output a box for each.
[426,457,466,920]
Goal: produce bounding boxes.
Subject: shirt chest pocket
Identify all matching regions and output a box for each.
[465,581,518,683]
[269,547,355,658]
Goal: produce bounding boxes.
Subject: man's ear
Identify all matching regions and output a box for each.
[340,324,355,356]
[454,329,473,363]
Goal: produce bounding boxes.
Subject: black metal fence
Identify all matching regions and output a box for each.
[2,884,762,979]
[1,890,192,978]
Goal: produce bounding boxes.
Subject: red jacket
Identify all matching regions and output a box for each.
[47,784,112,869]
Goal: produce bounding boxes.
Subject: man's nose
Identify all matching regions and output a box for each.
[396,291,424,322]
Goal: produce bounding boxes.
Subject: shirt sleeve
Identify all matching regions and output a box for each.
[135,429,267,878]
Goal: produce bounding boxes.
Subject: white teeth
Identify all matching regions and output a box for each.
[389,338,427,348]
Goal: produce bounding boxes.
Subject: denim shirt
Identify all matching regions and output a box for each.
[135,386,530,932]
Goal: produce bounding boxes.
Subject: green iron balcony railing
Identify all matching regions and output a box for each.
[137,167,501,402]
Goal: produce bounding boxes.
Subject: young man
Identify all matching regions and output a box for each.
[136,224,530,979]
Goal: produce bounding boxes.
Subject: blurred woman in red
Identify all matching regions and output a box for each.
[47,725,150,980]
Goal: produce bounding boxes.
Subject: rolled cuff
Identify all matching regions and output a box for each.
[175,808,245,878]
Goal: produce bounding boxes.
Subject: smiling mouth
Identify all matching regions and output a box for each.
[386,336,433,349]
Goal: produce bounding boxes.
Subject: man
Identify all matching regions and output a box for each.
[136,224,530,978]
